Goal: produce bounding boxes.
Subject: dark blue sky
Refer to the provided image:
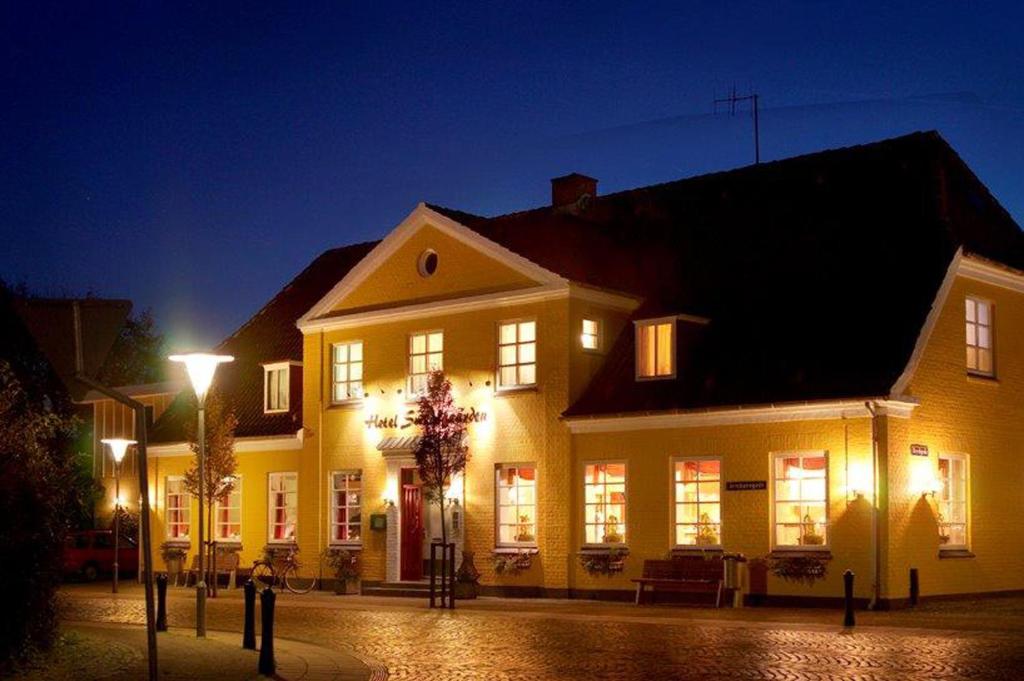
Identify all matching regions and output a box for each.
[4,1,1024,349]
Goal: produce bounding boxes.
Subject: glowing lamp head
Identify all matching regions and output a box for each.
[101,438,136,464]
[169,352,234,403]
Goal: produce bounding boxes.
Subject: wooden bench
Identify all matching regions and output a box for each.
[632,556,724,607]
[184,551,241,590]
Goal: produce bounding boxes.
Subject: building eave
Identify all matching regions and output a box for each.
[147,429,305,458]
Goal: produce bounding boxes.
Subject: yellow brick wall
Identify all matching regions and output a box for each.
[884,274,1024,599]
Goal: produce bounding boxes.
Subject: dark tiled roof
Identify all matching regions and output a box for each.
[437,131,1024,416]
[150,241,378,443]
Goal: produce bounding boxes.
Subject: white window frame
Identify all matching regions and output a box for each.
[408,330,444,396]
[268,472,298,544]
[329,470,363,546]
[634,317,676,380]
[497,319,537,390]
[672,457,722,549]
[262,362,292,413]
[581,318,602,352]
[771,450,830,551]
[214,476,242,544]
[582,460,628,548]
[965,296,995,377]
[937,453,969,550]
[331,341,364,404]
[165,476,191,542]
[495,463,538,548]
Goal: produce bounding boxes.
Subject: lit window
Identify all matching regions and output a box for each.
[409,331,443,395]
[938,454,968,548]
[674,459,721,547]
[636,319,674,378]
[330,471,362,544]
[268,472,298,542]
[166,477,190,541]
[498,320,536,388]
[965,297,994,376]
[332,342,364,402]
[264,363,290,412]
[583,463,626,545]
[581,318,600,351]
[496,465,537,546]
[773,452,828,548]
[215,477,242,542]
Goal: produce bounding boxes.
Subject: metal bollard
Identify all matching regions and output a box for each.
[156,573,168,632]
[258,588,276,676]
[242,580,256,650]
[447,543,456,610]
[909,568,919,607]
[843,570,855,627]
[429,542,437,609]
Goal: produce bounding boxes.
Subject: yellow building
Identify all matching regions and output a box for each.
[134,132,1024,607]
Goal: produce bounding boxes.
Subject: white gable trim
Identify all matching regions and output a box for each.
[148,430,305,458]
[565,399,918,434]
[298,203,567,326]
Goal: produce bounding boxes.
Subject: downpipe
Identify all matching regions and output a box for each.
[865,400,880,610]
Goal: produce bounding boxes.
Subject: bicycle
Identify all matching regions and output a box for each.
[250,545,318,594]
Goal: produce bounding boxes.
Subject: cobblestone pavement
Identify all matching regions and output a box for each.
[62,588,1024,681]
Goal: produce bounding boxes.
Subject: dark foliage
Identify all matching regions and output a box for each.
[96,309,167,386]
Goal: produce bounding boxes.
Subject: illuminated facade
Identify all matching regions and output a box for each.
[104,132,1024,606]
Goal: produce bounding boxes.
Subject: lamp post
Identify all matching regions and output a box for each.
[102,438,136,594]
[169,352,233,638]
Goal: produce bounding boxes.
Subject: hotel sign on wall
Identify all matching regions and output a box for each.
[364,407,488,430]
[725,480,767,491]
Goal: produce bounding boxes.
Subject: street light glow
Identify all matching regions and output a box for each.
[101,438,137,464]
[169,352,234,403]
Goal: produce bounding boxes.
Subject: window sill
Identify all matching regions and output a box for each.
[328,399,364,410]
[579,545,629,555]
[493,546,539,555]
[939,548,975,559]
[264,409,290,415]
[768,549,833,559]
[495,384,538,396]
[966,373,999,386]
[163,539,191,548]
[212,540,241,546]
[327,543,363,551]
[266,540,298,548]
[672,546,723,555]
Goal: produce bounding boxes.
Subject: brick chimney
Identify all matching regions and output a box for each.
[551,173,598,208]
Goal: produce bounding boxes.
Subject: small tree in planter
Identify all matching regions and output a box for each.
[412,370,471,608]
[323,548,360,594]
[160,542,188,583]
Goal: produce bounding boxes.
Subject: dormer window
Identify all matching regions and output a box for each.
[635,318,675,379]
[263,362,292,413]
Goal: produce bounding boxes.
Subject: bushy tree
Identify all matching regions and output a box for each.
[182,388,238,551]
[412,371,470,550]
[0,361,78,669]
[97,309,167,386]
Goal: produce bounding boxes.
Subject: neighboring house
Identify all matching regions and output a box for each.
[143,131,1024,606]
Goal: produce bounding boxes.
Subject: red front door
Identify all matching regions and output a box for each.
[401,484,424,581]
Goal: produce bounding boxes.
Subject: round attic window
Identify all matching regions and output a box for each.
[417,249,439,277]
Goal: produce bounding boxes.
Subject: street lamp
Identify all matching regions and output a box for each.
[102,438,136,594]
[169,352,233,638]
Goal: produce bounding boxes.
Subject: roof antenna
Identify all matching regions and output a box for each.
[714,85,760,164]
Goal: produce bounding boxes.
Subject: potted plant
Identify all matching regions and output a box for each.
[937,514,950,544]
[695,513,719,546]
[602,515,624,544]
[800,514,824,545]
[454,551,481,599]
[493,550,534,575]
[578,547,627,576]
[323,548,360,594]
[160,542,187,584]
[514,515,535,543]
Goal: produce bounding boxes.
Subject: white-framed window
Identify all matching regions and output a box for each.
[581,318,601,351]
[330,471,362,544]
[497,320,537,389]
[332,341,364,403]
[165,477,190,541]
[938,453,968,549]
[409,331,443,395]
[215,476,242,543]
[773,451,828,548]
[268,472,298,543]
[635,318,675,379]
[965,297,994,376]
[263,362,290,413]
[496,464,537,547]
[673,459,722,548]
[583,462,627,545]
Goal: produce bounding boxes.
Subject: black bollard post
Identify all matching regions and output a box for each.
[242,580,256,650]
[448,543,456,610]
[909,568,919,607]
[843,570,856,627]
[429,542,437,609]
[156,573,168,632]
[258,588,276,676]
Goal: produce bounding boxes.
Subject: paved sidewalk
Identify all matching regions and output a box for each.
[63,621,380,681]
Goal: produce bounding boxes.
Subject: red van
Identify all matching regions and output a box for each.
[64,529,139,581]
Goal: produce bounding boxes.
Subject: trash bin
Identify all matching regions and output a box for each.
[723,553,747,607]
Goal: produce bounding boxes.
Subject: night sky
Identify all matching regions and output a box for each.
[4,1,1024,349]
